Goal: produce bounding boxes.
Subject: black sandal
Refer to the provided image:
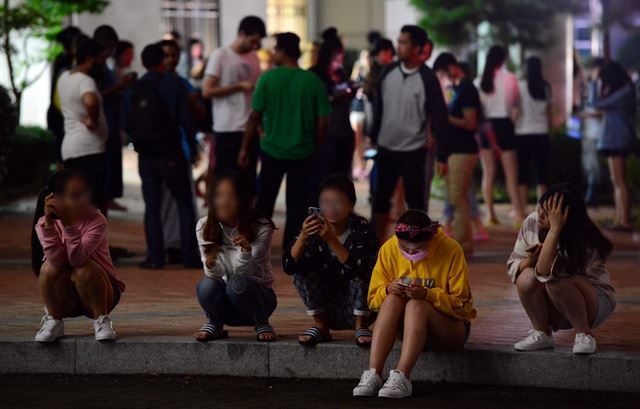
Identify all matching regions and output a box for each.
[195,323,228,342]
[255,324,276,342]
[355,328,373,348]
[298,327,332,347]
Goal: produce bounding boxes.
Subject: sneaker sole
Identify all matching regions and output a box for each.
[514,344,554,351]
[95,334,117,341]
[378,392,411,399]
[353,390,378,397]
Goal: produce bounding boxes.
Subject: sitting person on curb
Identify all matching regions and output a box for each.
[283,174,379,347]
[353,210,476,399]
[31,170,125,342]
[194,171,277,342]
[507,183,615,355]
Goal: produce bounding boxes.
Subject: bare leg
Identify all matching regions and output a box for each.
[501,150,525,222]
[396,300,466,377]
[545,276,599,335]
[479,149,497,223]
[519,185,529,214]
[374,212,390,243]
[352,120,366,175]
[608,156,631,228]
[71,260,113,319]
[515,268,553,334]
[39,262,77,319]
[370,294,406,374]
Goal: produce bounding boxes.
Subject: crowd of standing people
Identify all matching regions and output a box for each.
[29,15,635,399]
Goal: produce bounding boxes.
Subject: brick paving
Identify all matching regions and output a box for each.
[1,151,639,351]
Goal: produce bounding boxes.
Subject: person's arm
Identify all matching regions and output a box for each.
[202,75,252,99]
[62,213,108,268]
[367,242,398,311]
[315,116,328,148]
[424,69,450,163]
[81,92,101,130]
[331,219,379,280]
[507,214,538,282]
[175,80,198,159]
[235,224,273,277]
[315,78,332,148]
[35,216,67,268]
[196,220,226,278]
[238,110,262,169]
[448,107,477,131]
[535,194,569,279]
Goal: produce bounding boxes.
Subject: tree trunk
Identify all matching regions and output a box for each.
[3,0,21,119]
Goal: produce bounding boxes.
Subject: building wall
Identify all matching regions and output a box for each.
[219,0,267,46]
[314,0,384,49]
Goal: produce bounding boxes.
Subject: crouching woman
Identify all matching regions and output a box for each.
[32,170,125,342]
[508,183,615,354]
[353,210,476,399]
[194,172,277,342]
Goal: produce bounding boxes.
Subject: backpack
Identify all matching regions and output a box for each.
[128,77,179,155]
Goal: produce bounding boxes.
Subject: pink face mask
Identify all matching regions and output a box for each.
[400,248,428,262]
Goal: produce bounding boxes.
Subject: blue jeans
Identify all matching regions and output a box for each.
[196,275,277,328]
[138,155,200,267]
[443,186,480,220]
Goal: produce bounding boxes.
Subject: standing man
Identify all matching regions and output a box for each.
[370,25,448,240]
[202,16,266,191]
[238,32,331,247]
[124,43,200,269]
[433,53,480,255]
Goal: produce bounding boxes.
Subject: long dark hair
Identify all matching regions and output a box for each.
[200,171,274,245]
[31,170,85,275]
[599,62,636,120]
[313,27,344,84]
[539,184,612,276]
[480,45,507,94]
[525,56,549,101]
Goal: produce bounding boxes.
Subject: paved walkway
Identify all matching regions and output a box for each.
[1,150,639,351]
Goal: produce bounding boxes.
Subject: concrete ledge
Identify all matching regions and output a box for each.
[1,336,638,393]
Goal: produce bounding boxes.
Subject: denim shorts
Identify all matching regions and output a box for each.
[553,286,614,331]
[70,279,122,318]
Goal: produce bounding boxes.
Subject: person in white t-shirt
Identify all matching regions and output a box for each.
[57,39,109,209]
[513,56,553,208]
[202,16,265,194]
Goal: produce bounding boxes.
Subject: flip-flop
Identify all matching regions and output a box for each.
[194,323,228,342]
[355,328,373,348]
[298,327,332,347]
[255,324,276,342]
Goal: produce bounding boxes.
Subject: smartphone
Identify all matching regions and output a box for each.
[308,207,321,217]
[397,281,412,288]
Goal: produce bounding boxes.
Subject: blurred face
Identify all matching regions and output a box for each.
[121,47,134,68]
[420,42,432,63]
[273,48,286,65]
[330,51,344,74]
[377,49,394,65]
[447,64,463,84]
[318,188,352,224]
[191,42,203,59]
[397,238,428,255]
[56,177,92,217]
[213,180,238,223]
[239,32,263,52]
[163,45,180,73]
[396,32,419,63]
[537,205,550,231]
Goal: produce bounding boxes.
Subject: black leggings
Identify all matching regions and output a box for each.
[372,147,426,214]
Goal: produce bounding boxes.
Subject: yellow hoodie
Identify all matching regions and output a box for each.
[368,229,476,321]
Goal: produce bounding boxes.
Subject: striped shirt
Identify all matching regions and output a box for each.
[507,212,616,307]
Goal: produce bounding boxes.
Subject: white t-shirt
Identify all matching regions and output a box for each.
[515,80,550,135]
[205,47,261,133]
[479,66,520,119]
[57,71,108,161]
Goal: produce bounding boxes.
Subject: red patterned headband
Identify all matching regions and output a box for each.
[395,222,440,239]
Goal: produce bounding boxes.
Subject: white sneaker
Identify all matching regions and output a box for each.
[353,368,383,397]
[378,370,412,399]
[94,315,116,341]
[514,329,554,351]
[573,333,597,354]
[34,311,64,342]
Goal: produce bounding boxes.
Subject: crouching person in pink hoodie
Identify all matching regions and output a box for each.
[31,170,125,342]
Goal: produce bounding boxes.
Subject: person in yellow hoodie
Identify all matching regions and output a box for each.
[353,210,476,399]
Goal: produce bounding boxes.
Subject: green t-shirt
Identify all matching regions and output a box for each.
[252,66,331,160]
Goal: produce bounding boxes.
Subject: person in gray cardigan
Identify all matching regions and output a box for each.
[593,62,637,231]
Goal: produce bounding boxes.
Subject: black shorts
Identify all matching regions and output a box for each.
[372,147,426,214]
[479,118,517,151]
[70,278,122,318]
[599,149,629,158]
[517,133,551,185]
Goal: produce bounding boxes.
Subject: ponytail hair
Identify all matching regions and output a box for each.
[31,169,83,275]
[480,45,507,94]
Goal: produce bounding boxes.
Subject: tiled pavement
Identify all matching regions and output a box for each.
[1,192,639,352]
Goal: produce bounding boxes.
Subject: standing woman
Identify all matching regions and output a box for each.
[32,170,125,342]
[514,56,553,208]
[478,45,525,225]
[310,27,355,181]
[507,183,615,354]
[594,62,636,231]
[284,174,379,347]
[194,172,277,342]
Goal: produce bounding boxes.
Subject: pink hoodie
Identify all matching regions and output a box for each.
[35,209,125,292]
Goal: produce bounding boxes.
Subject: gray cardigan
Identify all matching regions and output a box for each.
[593,84,636,152]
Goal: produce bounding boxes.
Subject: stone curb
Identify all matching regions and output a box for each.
[1,337,638,393]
